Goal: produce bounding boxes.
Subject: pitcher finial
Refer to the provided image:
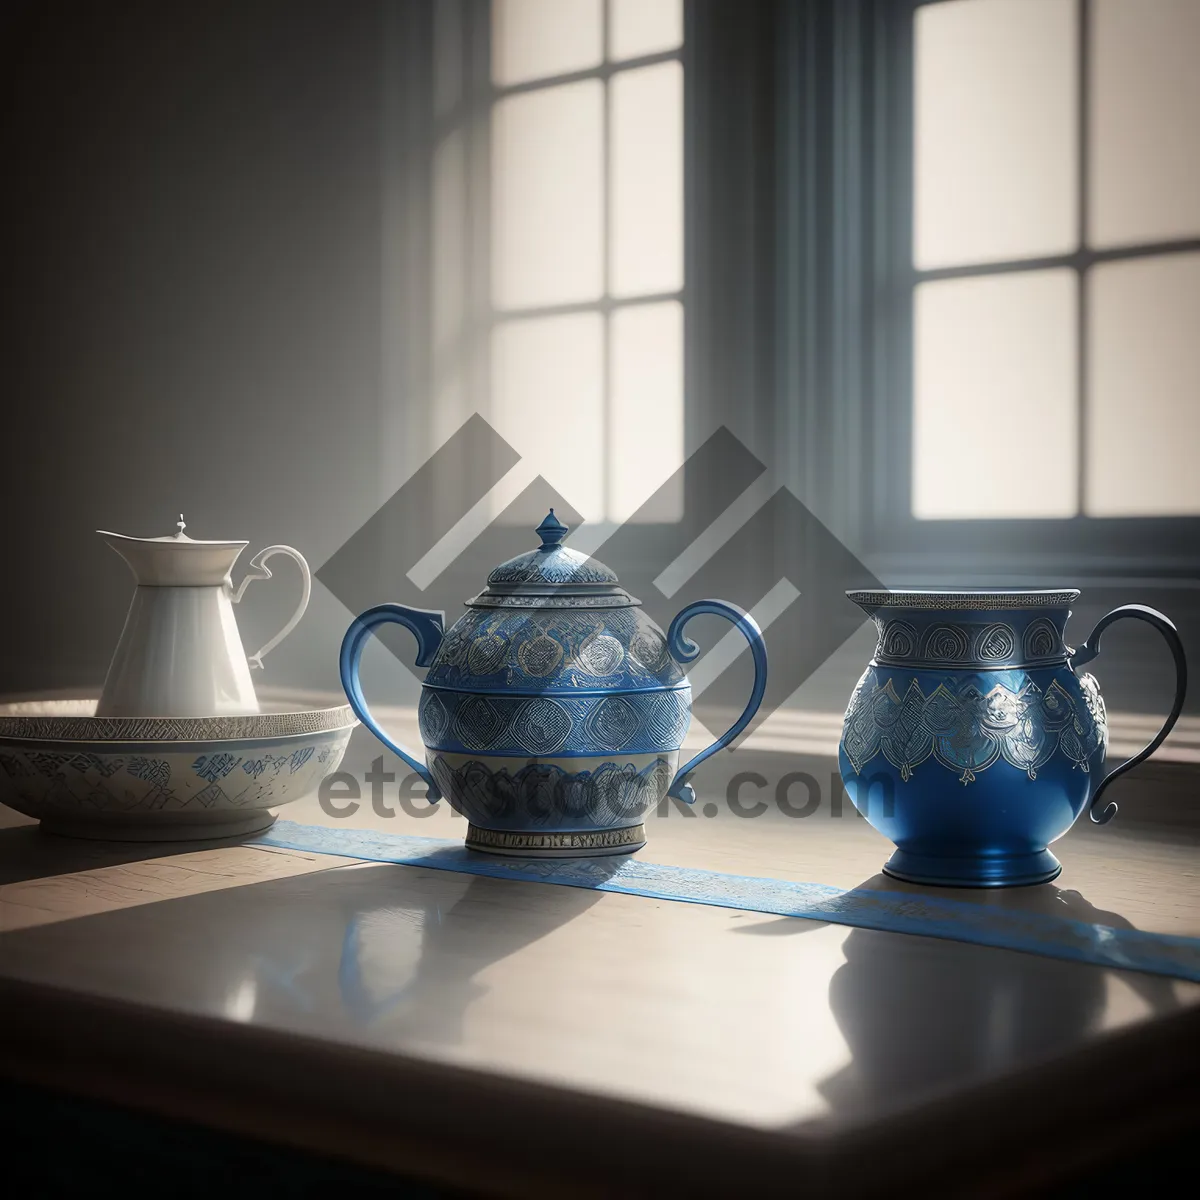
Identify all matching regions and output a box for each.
[176,514,186,539]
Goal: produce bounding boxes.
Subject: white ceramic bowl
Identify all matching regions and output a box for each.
[0,698,357,840]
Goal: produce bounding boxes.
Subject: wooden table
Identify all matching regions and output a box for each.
[1,729,1198,1197]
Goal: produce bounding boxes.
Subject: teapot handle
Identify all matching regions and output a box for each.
[666,599,769,803]
[229,545,312,670]
[1070,604,1188,825]
[340,603,445,801]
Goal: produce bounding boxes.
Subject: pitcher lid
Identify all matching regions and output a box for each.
[469,510,637,610]
[97,515,248,587]
[96,514,247,550]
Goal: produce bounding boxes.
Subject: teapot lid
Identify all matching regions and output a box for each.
[468,510,637,610]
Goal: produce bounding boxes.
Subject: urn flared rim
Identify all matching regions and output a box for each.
[847,589,1081,610]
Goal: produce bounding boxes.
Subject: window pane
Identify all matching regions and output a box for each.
[610,302,684,523]
[491,0,601,86]
[610,61,683,298]
[610,0,682,60]
[491,314,605,520]
[1090,0,1200,247]
[1086,254,1200,516]
[913,0,1077,270]
[913,271,1077,519]
[492,81,603,309]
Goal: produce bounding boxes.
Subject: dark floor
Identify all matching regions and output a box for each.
[0,1077,458,1197]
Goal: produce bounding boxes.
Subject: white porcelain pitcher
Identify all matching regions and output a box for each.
[96,516,311,718]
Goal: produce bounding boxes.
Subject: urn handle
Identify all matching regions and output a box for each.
[1070,604,1188,825]
[339,604,446,801]
[229,545,312,670]
[666,600,769,803]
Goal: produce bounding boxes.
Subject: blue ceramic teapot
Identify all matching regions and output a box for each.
[838,590,1187,887]
[340,511,768,857]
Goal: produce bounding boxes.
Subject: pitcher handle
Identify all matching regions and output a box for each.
[229,545,312,670]
[666,599,768,803]
[340,603,445,801]
[1070,604,1188,825]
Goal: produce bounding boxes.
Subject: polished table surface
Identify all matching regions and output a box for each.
[1,720,1198,1198]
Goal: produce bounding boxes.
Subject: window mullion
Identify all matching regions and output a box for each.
[1076,0,1091,517]
[602,0,613,522]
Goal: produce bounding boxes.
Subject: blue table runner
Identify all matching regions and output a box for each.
[253,820,1200,983]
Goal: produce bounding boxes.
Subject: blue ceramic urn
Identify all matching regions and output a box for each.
[340,510,768,857]
[838,590,1187,887]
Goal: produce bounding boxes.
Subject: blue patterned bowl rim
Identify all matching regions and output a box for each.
[0,698,359,745]
[848,589,1080,611]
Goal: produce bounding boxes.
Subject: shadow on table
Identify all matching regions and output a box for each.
[796,874,1184,1121]
[337,857,626,1040]
[0,851,623,1050]
[0,820,270,885]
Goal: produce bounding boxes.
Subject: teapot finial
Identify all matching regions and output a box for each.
[536,508,569,549]
[176,513,187,539]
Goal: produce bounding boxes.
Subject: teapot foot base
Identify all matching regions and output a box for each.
[882,847,1062,889]
[465,823,646,858]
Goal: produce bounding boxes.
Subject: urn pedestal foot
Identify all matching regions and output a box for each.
[465,823,647,858]
[882,847,1062,889]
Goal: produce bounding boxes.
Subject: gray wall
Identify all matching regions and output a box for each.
[0,0,405,703]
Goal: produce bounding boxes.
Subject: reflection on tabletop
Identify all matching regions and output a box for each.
[340,871,616,1041]
[810,875,1184,1119]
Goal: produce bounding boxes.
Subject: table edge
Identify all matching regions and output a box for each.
[0,974,1196,1198]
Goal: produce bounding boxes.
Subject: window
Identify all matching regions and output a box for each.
[436,0,684,526]
[910,0,1200,522]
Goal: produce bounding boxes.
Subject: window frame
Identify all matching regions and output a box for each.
[865,0,1200,584]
